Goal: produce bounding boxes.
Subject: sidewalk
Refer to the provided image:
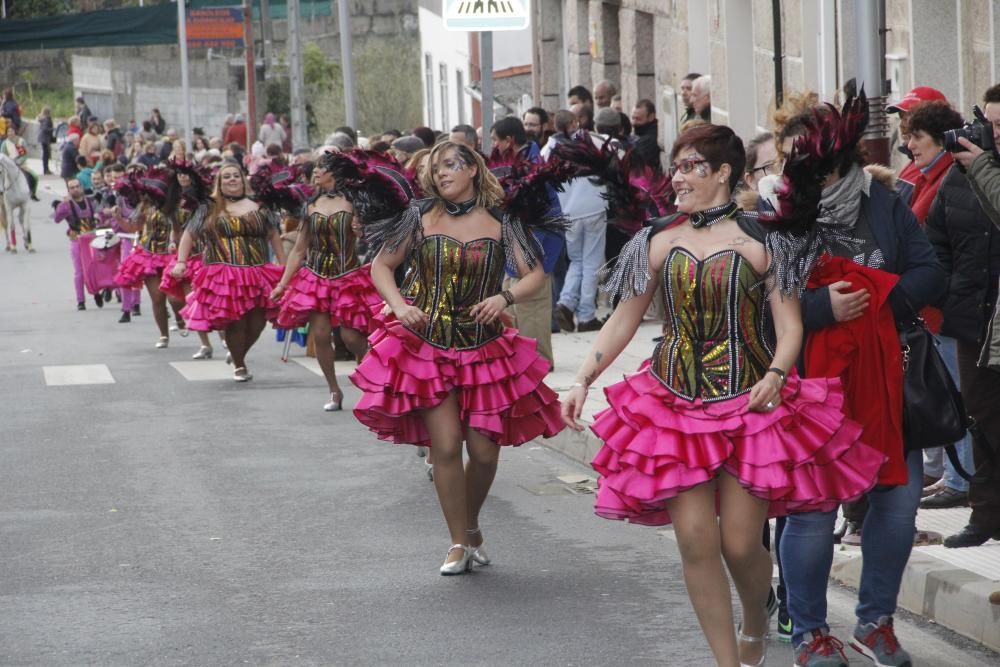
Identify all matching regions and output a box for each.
[544,325,1000,653]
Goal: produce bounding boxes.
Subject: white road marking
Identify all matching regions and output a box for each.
[169,360,235,381]
[290,356,324,377]
[43,364,115,386]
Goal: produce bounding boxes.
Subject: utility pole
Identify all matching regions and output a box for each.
[243,0,257,144]
[338,0,356,129]
[480,31,493,153]
[288,0,307,148]
[854,0,889,165]
[177,0,193,149]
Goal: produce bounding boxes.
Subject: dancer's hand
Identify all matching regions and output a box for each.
[747,373,783,412]
[393,303,429,329]
[561,384,588,431]
[269,283,286,301]
[470,294,507,324]
[350,219,364,238]
[169,261,186,279]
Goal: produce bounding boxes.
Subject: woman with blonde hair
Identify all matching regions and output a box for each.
[351,141,565,574]
[172,160,287,381]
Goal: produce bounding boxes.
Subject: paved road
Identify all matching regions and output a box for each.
[2,191,997,666]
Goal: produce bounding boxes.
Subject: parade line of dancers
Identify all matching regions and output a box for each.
[53,96,932,667]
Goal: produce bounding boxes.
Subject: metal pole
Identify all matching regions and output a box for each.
[771,0,783,109]
[260,0,273,74]
[288,0,307,148]
[177,0,194,150]
[480,31,493,153]
[244,1,257,145]
[853,0,889,165]
[338,0,356,129]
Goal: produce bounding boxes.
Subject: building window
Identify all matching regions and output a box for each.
[456,70,466,124]
[424,53,435,127]
[439,63,450,130]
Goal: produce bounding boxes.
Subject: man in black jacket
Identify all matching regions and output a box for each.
[937,83,1000,548]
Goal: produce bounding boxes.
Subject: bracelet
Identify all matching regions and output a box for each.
[572,382,588,389]
[766,367,787,385]
[175,260,186,265]
[501,289,515,306]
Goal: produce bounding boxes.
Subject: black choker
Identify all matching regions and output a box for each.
[444,198,477,216]
[223,194,247,202]
[689,201,738,228]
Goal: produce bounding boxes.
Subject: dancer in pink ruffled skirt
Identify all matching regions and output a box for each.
[171,161,287,382]
[561,125,885,667]
[159,159,217,360]
[351,141,566,575]
[273,151,410,411]
[113,166,188,349]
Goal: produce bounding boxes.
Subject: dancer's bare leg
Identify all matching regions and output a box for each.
[718,472,772,666]
[421,393,467,563]
[665,481,740,667]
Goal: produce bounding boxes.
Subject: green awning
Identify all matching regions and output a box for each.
[0,5,179,52]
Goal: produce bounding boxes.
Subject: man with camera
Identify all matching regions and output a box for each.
[943,84,1000,547]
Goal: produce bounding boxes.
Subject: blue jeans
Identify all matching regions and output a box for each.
[557,211,606,323]
[938,336,974,492]
[780,449,923,645]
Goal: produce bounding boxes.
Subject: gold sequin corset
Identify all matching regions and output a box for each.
[406,234,505,350]
[651,248,772,401]
[139,209,174,254]
[305,210,361,279]
[202,211,272,266]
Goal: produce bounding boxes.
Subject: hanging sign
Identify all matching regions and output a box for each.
[443,0,530,32]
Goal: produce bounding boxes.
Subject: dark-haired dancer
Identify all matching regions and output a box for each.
[114,166,187,348]
[351,141,565,575]
[172,161,287,381]
[563,123,885,667]
[273,151,409,411]
[160,159,217,359]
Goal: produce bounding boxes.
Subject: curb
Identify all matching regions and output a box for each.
[830,539,1000,651]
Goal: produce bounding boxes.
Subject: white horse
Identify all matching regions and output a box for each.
[0,153,32,253]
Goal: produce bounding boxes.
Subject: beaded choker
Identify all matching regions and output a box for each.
[223,194,247,202]
[689,201,738,228]
[444,198,477,216]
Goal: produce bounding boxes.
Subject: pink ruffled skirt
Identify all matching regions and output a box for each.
[350,321,564,447]
[276,265,383,332]
[114,246,173,289]
[180,262,283,331]
[159,254,204,301]
[591,363,887,526]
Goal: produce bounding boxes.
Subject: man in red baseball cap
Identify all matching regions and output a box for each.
[890,86,949,205]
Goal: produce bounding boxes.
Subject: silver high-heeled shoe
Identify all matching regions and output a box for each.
[737,623,769,667]
[439,545,472,576]
[323,390,343,412]
[466,528,490,566]
[192,346,213,360]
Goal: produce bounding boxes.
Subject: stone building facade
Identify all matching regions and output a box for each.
[534,0,1000,164]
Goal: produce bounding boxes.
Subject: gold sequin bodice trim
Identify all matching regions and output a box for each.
[305,210,361,279]
[202,211,272,267]
[405,234,505,350]
[651,248,772,401]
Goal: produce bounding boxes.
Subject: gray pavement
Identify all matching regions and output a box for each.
[2,183,998,666]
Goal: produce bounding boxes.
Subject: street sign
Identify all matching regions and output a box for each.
[186,7,244,49]
[443,0,530,32]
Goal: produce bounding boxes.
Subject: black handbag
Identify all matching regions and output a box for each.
[898,301,974,480]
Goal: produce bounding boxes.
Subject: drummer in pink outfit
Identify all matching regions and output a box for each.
[172,160,287,382]
[350,141,565,575]
[561,124,884,667]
